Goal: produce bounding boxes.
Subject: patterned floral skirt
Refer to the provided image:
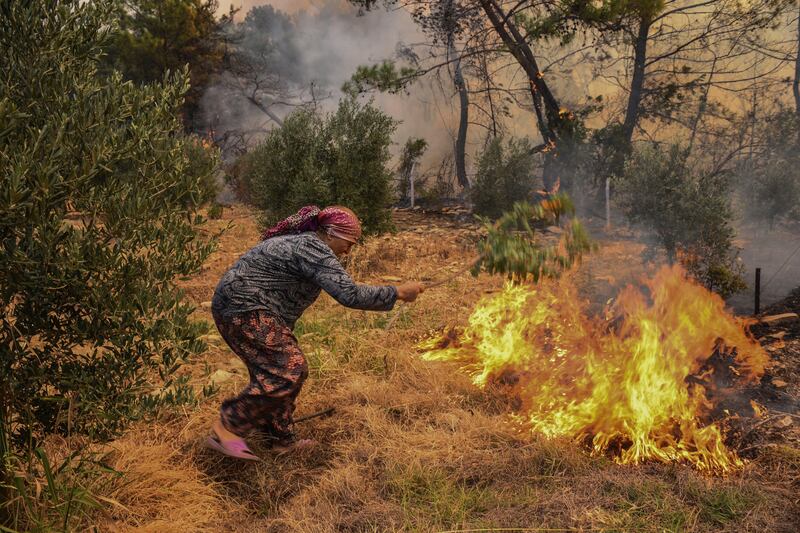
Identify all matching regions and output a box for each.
[212,308,308,445]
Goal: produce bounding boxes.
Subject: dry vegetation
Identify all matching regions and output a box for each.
[62,205,800,532]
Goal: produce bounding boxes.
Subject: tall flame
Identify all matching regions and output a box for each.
[422,265,769,473]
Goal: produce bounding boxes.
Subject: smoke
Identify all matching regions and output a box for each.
[205,3,800,309]
[203,0,464,174]
[727,223,800,314]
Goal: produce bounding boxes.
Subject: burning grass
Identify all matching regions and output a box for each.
[421,264,769,473]
[39,205,799,531]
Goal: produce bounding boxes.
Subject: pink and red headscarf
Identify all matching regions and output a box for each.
[261,205,362,243]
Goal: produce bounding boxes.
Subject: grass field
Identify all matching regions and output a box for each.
[56,204,799,532]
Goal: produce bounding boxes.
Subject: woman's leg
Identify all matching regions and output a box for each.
[213,309,308,445]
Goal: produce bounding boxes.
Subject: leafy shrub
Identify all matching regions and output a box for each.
[615,143,745,297]
[0,0,217,458]
[184,136,221,206]
[471,137,538,219]
[396,137,428,205]
[473,195,594,282]
[241,97,397,235]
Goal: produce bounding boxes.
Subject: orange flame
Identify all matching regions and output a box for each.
[422,265,769,473]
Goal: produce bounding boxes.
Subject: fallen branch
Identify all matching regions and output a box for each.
[294,407,335,423]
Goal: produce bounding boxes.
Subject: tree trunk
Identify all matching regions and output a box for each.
[247,95,284,126]
[451,43,470,190]
[479,0,560,126]
[482,53,498,138]
[622,15,651,145]
[479,0,563,190]
[794,5,800,134]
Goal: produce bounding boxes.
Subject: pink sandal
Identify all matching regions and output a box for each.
[206,431,261,461]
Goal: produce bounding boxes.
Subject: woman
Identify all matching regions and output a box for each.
[207,205,424,459]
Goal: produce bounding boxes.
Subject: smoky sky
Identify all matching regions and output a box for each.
[202,0,467,167]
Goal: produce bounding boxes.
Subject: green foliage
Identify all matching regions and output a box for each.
[0,441,106,532]
[0,0,217,457]
[184,136,221,206]
[515,0,666,44]
[233,4,305,86]
[242,97,398,235]
[104,0,231,128]
[397,137,428,204]
[342,60,420,96]
[473,194,595,282]
[207,202,224,220]
[471,137,538,219]
[615,143,745,297]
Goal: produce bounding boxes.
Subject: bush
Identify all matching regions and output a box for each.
[241,97,397,235]
[615,143,745,297]
[396,137,428,205]
[1,0,216,460]
[185,136,221,206]
[471,137,538,219]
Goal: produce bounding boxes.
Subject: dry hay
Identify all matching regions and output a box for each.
[72,204,800,532]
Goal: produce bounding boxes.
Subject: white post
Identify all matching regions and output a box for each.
[605,177,611,229]
[409,161,416,209]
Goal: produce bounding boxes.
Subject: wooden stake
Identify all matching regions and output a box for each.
[409,161,416,209]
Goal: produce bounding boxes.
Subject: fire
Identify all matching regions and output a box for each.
[421,265,769,473]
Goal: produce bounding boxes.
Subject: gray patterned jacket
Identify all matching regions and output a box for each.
[212,232,397,329]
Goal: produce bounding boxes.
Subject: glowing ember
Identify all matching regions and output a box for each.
[421,265,769,473]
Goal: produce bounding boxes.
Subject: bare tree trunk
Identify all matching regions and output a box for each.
[482,53,498,138]
[479,0,560,129]
[622,15,651,145]
[480,0,562,190]
[451,43,470,190]
[794,4,800,144]
[247,94,284,126]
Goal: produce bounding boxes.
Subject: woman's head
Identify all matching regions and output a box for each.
[261,205,361,255]
[318,205,361,243]
[317,205,361,256]
[260,205,362,256]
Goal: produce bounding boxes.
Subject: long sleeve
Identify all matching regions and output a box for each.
[295,238,397,311]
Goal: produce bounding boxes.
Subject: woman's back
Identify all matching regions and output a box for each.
[212,232,395,328]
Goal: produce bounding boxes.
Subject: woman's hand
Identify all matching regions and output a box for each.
[396,281,425,302]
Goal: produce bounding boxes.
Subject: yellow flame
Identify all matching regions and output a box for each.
[422,265,768,473]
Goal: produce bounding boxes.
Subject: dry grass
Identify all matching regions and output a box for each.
[42,204,798,532]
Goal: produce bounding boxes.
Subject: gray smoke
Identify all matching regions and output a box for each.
[727,223,800,314]
[203,0,462,171]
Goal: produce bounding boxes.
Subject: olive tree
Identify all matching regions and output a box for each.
[0,0,219,457]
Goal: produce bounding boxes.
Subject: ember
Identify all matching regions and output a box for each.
[421,265,770,473]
